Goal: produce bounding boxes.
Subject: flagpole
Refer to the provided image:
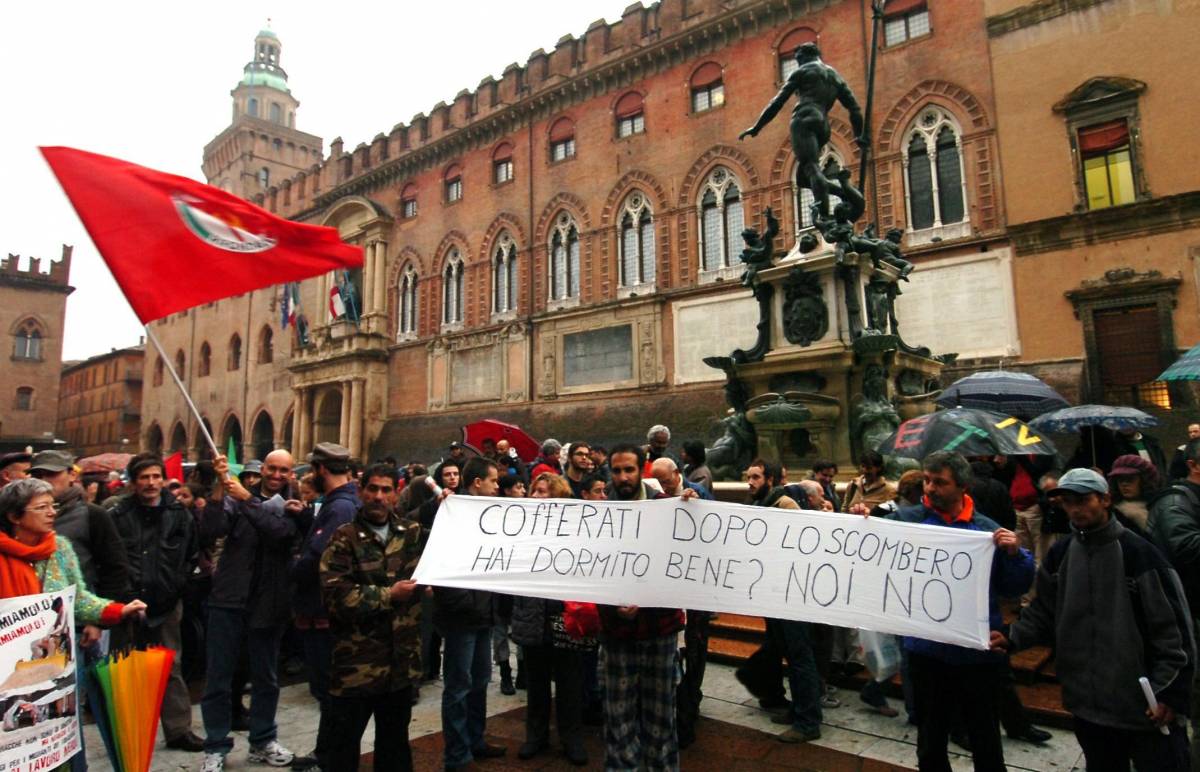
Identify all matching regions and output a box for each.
[144,323,220,460]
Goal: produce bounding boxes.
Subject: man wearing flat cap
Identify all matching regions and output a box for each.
[0,452,32,489]
[291,443,358,770]
[994,468,1194,770]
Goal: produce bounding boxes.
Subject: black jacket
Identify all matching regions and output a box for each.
[293,482,360,620]
[53,486,131,602]
[109,490,197,624]
[202,483,303,628]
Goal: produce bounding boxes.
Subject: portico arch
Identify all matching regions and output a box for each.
[313,388,343,446]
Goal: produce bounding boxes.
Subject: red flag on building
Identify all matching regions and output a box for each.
[164,451,184,483]
[40,146,362,323]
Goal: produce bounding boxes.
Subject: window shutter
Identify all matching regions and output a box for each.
[492,142,514,162]
[1078,120,1130,155]
[884,0,925,14]
[549,118,575,142]
[690,62,723,88]
[444,163,463,181]
[1094,305,1162,386]
[614,92,644,119]
[778,27,817,57]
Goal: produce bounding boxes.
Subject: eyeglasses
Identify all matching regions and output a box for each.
[24,504,55,514]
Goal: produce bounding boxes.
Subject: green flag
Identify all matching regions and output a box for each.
[226,436,243,476]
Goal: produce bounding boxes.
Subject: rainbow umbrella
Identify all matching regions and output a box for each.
[87,646,175,772]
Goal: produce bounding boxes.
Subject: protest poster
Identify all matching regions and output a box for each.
[0,588,81,771]
[412,496,997,649]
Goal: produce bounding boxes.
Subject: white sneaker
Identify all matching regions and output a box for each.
[248,740,295,767]
[201,753,225,772]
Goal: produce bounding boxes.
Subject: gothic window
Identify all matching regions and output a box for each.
[258,326,273,364]
[398,263,418,337]
[794,151,847,232]
[549,118,576,162]
[903,107,967,234]
[549,213,581,301]
[442,249,464,325]
[15,387,32,411]
[492,234,518,314]
[228,334,242,371]
[619,193,656,288]
[690,63,725,113]
[198,342,212,377]
[698,167,744,273]
[614,93,645,138]
[12,319,42,360]
[174,350,186,379]
[153,357,164,387]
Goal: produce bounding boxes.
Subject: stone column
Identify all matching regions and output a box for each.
[339,381,352,448]
[348,378,365,459]
[296,389,311,458]
[373,241,388,318]
[363,242,377,315]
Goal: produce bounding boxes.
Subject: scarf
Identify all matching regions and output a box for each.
[924,493,975,525]
[0,531,56,598]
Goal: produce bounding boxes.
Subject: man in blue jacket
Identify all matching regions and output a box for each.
[886,451,1033,772]
[291,442,359,771]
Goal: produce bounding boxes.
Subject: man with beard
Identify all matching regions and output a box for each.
[292,443,359,771]
[109,453,202,751]
[599,443,686,769]
[199,451,305,772]
[885,451,1033,771]
[321,463,423,771]
[564,442,595,498]
[436,457,507,770]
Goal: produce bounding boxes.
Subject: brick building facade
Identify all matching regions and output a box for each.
[0,247,73,452]
[58,345,144,458]
[142,0,1198,463]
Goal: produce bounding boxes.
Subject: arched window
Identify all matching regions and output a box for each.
[778,27,817,81]
[248,98,259,117]
[15,387,32,411]
[398,263,419,338]
[228,334,242,371]
[690,62,725,113]
[444,164,463,203]
[269,103,282,124]
[698,167,744,273]
[492,142,514,184]
[615,92,645,138]
[549,213,581,301]
[153,356,164,387]
[493,234,518,314]
[794,151,847,232]
[258,326,274,364]
[12,319,42,360]
[174,350,186,379]
[198,342,212,377]
[619,192,656,288]
[549,118,576,162]
[904,107,967,233]
[258,167,270,188]
[442,249,464,325]
[400,183,418,219]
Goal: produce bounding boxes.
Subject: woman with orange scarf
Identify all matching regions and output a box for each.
[0,478,145,630]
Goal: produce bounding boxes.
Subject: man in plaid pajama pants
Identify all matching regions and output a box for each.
[600,443,687,770]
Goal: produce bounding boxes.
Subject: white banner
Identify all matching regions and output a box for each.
[0,588,81,772]
[413,496,997,649]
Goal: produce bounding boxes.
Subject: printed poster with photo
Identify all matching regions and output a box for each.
[0,588,80,771]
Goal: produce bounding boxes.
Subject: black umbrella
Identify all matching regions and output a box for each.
[877,408,1058,459]
[935,371,1069,419]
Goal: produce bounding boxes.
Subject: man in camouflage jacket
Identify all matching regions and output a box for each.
[320,463,422,771]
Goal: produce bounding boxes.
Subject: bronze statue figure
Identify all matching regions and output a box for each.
[739,43,867,221]
[738,208,780,289]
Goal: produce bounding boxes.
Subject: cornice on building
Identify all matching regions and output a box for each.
[60,345,145,377]
[1008,190,1200,255]
[986,0,1114,37]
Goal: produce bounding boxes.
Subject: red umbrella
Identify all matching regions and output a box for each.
[462,420,539,463]
[77,452,133,474]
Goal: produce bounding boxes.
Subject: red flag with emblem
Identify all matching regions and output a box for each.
[40,146,362,323]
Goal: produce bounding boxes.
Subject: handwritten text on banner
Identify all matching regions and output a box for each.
[412,497,996,649]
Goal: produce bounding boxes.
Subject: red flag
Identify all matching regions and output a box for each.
[40,146,362,323]
[164,451,184,483]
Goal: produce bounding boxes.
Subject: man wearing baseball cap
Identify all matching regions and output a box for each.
[994,467,1194,769]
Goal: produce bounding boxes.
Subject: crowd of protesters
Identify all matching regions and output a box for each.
[0,417,1198,771]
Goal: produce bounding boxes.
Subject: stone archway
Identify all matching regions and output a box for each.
[251,411,275,461]
[281,410,294,455]
[314,389,343,446]
[169,422,188,455]
[221,415,243,461]
[145,423,164,455]
[194,419,215,460]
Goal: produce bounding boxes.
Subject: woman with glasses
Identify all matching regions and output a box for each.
[0,478,146,635]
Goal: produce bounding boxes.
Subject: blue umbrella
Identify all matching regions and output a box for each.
[936,371,1069,419]
[1028,404,1160,434]
[1157,342,1200,381]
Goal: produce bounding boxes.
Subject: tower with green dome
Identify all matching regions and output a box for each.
[202,25,324,200]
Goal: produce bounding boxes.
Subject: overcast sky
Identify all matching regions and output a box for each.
[2,0,635,361]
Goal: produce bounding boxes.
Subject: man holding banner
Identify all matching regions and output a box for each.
[887,451,1033,772]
